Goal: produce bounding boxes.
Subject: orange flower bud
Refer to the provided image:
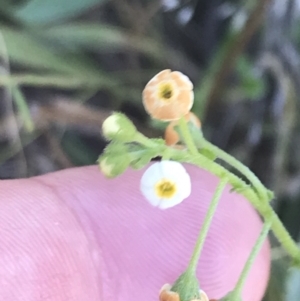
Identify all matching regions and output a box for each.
[159,284,180,301]
[165,112,201,146]
[159,284,209,301]
[142,69,194,121]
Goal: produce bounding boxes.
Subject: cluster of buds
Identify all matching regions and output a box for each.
[99,69,203,209]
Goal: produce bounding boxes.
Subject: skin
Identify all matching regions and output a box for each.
[0,164,270,301]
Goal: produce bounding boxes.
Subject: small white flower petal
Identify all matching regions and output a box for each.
[158,194,184,209]
[141,162,163,186]
[140,161,191,209]
[140,185,161,207]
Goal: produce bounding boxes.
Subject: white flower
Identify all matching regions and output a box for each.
[140,161,191,209]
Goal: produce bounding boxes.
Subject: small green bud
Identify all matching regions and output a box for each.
[98,142,130,178]
[98,154,130,178]
[102,112,137,142]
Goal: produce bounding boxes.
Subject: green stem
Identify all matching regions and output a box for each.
[131,130,300,265]
[201,139,270,202]
[178,116,199,156]
[187,178,228,274]
[258,204,300,264]
[231,219,272,299]
[171,148,261,208]
[134,132,158,148]
[169,147,300,265]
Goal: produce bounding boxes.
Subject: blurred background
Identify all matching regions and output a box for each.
[0,0,300,299]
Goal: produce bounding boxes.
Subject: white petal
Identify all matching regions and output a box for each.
[140,185,161,207]
[140,162,163,187]
[159,160,188,179]
[140,161,191,209]
[158,194,186,209]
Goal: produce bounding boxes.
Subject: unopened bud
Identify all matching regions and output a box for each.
[98,143,130,178]
[102,112,137,142]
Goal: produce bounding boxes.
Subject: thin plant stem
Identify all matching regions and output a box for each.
[134,132,158,148]
[204,0,271,115]
[169,147,300,264]
[201,139,270,202]
[178,116,199,156]
[187,178,228,275]
[231,218,272,299]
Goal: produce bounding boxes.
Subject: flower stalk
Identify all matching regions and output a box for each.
[187,177,228,275]
[221,218,273,301]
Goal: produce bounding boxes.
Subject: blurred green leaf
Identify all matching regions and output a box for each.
[236,56,265,100]
[14,0,105,24]
[241,75,265,99]
[0,26,120,86]
[286,267,300,301]
[43,23,166,61]
[45,24,128,49]
[12,85,34,132]
[263,259,288,301]
[194,34,235,118]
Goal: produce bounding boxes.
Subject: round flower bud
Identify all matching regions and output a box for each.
[159,284,180,301]
[98,155,130,178]
[142,69,194,121]
[102,112,137,142]
[98,143,131,178]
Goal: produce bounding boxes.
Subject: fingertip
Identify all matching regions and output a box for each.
[0,176,103,301]
[39,164,270,301]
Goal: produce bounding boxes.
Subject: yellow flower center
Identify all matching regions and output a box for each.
[158,82,174,101]
[155,179,177,198]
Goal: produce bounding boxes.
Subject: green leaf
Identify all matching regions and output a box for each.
[128,144,161,170]
[14,0,105,24]
[130,149,157,169]
[43,23,166,61]
[263,260,288,301]
[242,75,265,100]
[0,26,120,87]
[236,55,265,100]
[44,24,128,50]
[12,86,34,132]
[286,267,300,301]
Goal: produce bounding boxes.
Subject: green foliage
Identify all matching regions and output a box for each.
[14,0,105,24]
[12,85,34,132]
[129,144,161,169]
[236,56,266,100]
[263,259,288,301]
[43,23,165,61]
[286,267,300,301]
